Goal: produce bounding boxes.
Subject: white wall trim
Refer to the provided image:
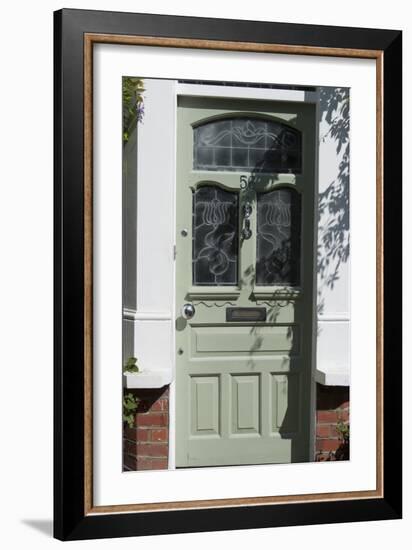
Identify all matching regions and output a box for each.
[176,82,319,103]
[315,369,351,387]
[318,314,350,322]
[123,370,173,389]
[169,80,177,470]
[123,308,172,321]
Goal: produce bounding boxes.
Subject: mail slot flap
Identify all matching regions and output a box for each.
[226,307,266,322]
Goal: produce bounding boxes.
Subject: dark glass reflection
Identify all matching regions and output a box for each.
[194,117,302,173]
[192,186,239,285]
[256,188,301,286]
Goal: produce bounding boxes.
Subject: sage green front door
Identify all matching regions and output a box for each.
[176,96,315,467]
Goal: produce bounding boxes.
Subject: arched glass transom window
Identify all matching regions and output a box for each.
[193,117,302,173]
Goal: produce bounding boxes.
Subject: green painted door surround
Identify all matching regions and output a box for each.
[176,96,316,467]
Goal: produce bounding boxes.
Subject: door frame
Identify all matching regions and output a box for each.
[168,81,320,469]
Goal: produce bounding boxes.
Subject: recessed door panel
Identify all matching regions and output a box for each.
[190,376,220,436]
[192,325,299,354]
[231,375,260,435]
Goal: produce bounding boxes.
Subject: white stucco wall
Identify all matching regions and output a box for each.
[315,88,350,386]
[123,80,350,389]
[123,79,176,386]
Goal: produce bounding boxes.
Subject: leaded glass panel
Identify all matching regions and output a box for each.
[256,189,301,286]
[193,117,301,173]
[192,186,239,285]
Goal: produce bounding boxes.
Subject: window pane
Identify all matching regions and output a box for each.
[256,188,301,286]
[192,186,239,286]
[193,117,301,173]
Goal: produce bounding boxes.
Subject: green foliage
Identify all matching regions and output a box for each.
[123,356,139,374]
[123,392,140,428]
[123,357,140,427]
[336,420,350,441]
[123,76,145,143]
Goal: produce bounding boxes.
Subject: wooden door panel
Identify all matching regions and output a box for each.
[191,324,299,354]
[176,97,315,467]
[190,376,220,436]
[271,373,300,434]
[183,302,299,325]
[186,358,303,376]
[231,374,260,434]
[184,439,294,467]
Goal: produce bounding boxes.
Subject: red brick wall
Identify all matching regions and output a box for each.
[316,383,350,461]
[123,383,349,468]
[123,386,169,471]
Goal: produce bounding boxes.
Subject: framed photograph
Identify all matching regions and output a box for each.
[54,8,402,540]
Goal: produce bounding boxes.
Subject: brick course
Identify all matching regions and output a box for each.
[315,383,350,462]
[123,386,169,471]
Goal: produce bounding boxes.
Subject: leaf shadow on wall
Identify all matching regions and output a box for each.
[317,87,350,317]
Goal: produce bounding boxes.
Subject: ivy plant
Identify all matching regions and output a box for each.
[336,420,350,442]
[123,356,139,374]
[123,392,140,428]
[122,76,145,143]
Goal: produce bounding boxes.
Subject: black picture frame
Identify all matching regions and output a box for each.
[54,8,402,541]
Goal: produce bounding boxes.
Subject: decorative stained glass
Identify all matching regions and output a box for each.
[193,117,301,173]
[256,188,301,286]
[192,186,239,285]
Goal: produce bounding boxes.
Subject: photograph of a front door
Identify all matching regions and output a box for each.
[175,97,316,467]
[122,79,350,472]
